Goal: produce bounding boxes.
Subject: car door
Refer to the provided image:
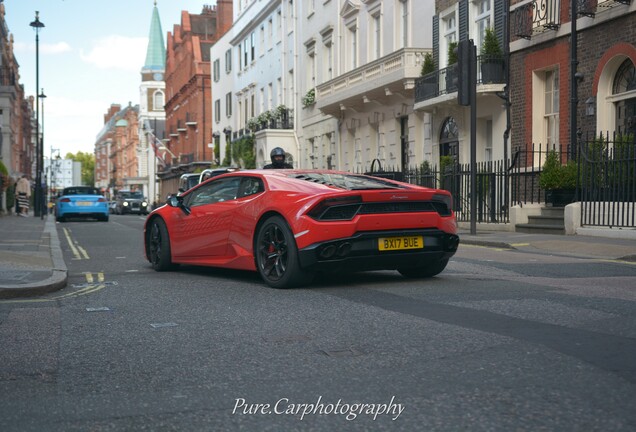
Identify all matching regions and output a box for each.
[170,176,242,259]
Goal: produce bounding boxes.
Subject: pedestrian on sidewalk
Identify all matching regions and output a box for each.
[16,175,30,217]
[13,180,20,216]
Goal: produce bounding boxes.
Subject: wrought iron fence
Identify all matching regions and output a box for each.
[361,137,636,228]
[579,132,636,228]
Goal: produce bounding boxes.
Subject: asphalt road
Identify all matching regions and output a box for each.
[1,215,635,431]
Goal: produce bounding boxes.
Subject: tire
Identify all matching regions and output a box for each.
[398,258,449,278]
[147,218,175,271]
[56,215,65,223]
[100,215,109,222]
[255,216,313,288]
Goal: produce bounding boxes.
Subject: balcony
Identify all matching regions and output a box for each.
[511,0,561,40]
[180,153,194,164]
[0,66,16,87]
[414,55,506,109]
[316,48,429,117]
[247,109,295,133]
[185,112,198,126]
[593,0,631,14]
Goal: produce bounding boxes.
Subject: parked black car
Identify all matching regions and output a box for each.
[198,167,239,183]
[178,173,201,194]
[114,190,149,215]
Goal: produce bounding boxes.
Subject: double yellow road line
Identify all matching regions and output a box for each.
[1,272,107,304]
[62,227,90,260]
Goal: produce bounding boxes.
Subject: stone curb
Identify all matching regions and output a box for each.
[0,215,68,299]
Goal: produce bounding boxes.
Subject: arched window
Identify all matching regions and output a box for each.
[440,116,459,162]
[153,90,165,111]
[613,59,636,136]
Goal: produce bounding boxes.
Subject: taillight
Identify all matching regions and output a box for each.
[307,195,362,220]
[60,198,71,202]
[432,193,453,216]
[98,198,107,202]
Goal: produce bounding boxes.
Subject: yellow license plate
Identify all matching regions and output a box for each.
[378,236,424,251]
[76,201,92,206]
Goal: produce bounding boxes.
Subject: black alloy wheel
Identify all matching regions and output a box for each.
[255,216,313,288]
[148,218,175,271]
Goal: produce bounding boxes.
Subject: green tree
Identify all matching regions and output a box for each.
[65,151,95,186]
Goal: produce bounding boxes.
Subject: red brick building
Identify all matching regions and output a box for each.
[1,2,33,187]
[94,103,140,195]
[509,0,636,157]
[159,1,232,195]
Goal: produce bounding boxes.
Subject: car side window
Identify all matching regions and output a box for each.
[238,177,264,198]
[185,177,242,207]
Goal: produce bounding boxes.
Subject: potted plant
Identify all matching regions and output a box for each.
[420,52,437,99]
[480,27,504,84]
[446,41,458,92]
[274,104,287,119]
[539,150,577,207]
[421,52,435,76]
[302,88,315,107]
[257,111,273,129]
[246,117,259,132]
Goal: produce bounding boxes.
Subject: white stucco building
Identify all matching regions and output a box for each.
[211,0,297,169]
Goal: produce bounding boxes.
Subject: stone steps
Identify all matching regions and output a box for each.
[515,206,565,235]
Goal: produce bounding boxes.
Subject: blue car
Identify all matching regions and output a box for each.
[55,186,109,222]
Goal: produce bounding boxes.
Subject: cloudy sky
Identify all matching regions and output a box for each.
[5,0,210,158]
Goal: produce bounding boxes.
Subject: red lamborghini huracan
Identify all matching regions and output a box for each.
[143,170,459,288]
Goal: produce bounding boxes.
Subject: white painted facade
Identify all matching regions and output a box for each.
[311,0,435,173]
[212,0,297,169]
[212,0,435,172]
[44,158,81,190]
[210,33,233,164]
[138,78,165,204]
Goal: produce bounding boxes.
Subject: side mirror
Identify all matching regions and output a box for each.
[178,187,185,193]
[167,194,178,207]
[167,194,190,215]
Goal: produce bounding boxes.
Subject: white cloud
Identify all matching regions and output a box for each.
[42,96,110,156]
[12,41,72,55]
[41,42,72,55]
[80,35,147,72]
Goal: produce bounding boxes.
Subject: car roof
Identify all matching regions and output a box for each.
[205,169,416,192]
[62,186,101,194]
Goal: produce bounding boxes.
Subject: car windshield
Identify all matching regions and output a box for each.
[289,173,404,190]
[120,192,144,199]
[62,187,100,196]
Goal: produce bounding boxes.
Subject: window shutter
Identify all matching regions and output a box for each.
[494,0,505,47]
[432,15,439,70]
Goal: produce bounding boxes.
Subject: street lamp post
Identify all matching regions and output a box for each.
[30,11,44,217]
[38,88,47,218]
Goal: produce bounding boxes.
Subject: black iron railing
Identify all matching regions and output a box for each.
[414,55,505,104]
[512,0,561,40]
[359,136,636,228]
[579,132,636,228]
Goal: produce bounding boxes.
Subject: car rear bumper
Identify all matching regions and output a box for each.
[297,229,459,272]
[58,206,108,217]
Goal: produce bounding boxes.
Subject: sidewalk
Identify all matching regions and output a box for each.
[0,211,67,299]
[0,212,635,299]
[458,228,636,262]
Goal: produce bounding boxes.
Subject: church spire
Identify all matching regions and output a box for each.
[143,1,166,72]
